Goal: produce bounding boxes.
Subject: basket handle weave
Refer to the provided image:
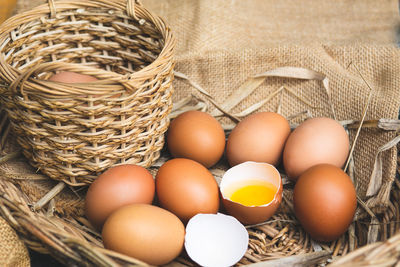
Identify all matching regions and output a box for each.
[127,0,143,20]
[47,0,143,20]
[47,0,57,18]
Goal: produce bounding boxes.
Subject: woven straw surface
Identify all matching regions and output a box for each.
[0,0,175,186]
[0,0,399,266]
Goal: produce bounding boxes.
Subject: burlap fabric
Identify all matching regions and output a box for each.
[0,217,30,267]
[5,0,400,265]
[17,0,399,48]
[143,0,399,50]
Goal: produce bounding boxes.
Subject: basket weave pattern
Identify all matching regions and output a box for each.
[0,0,175,185]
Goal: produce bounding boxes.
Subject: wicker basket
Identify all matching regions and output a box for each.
[0,0,175,186]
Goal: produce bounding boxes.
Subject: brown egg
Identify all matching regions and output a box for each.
[102,204,185,265]
[49,71,121,104]
[293,164,356,242]
[167,110,225,168]
[85,164,155,229]
[156,158,220,223]
[283,117,350,181]
[220,162,283,225]
[49,71,98,83]
[226,112,291,167]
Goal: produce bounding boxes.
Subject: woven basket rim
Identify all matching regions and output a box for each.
[0,0,176,185]
[0,0,176,85]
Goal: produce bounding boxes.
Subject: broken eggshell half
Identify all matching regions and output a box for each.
[184,213,249,267]
[220,161,283,225]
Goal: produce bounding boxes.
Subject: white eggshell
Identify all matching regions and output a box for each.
[185,213,249,267]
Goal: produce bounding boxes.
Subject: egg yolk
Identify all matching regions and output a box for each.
[229,181,277,207]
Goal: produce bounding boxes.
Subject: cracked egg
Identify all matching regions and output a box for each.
[220,161,283,225]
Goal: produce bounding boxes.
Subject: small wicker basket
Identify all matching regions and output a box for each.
[0,0,176,186]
